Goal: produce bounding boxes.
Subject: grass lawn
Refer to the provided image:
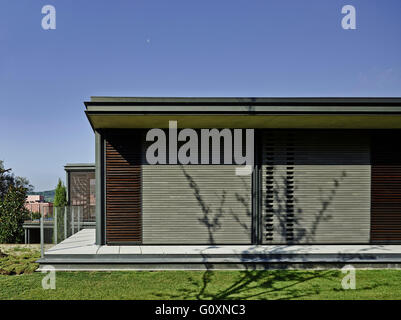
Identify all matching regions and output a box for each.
[2,269,401,300]
[1,246,401,300]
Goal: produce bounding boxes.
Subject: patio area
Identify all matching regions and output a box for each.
[37,229,401,271]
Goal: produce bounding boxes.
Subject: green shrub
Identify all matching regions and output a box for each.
[0,248,39,275]
[0,186,30,243]
[31,211,41,220]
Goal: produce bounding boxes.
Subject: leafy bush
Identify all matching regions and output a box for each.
[0,186,30,243]
[0,160,33,244]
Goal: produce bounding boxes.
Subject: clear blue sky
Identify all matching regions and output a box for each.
[1,0,400,191]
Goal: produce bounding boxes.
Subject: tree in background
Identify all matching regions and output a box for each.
[0,160,32,243]
[53,179,67,244]
[53,179,67,207]
[0,160,32,200]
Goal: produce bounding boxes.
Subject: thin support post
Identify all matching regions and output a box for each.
[54,207,58,244]
[64,206,67,239]
[78,206,81,232]
[71,206,75,235]
[40,217,44,258]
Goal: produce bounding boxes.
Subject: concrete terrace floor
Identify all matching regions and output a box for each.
[37,229,401,270]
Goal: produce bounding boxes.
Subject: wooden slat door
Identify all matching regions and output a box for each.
[105,131,142,244]
[371,131,401,243]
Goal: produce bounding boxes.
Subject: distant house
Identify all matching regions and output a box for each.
[26,195,44,203]
[25,195,53,218]
[24,195,54,244]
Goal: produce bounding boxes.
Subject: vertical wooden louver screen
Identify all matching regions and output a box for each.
[262,131,296,243]
[105,131,142,244]
[371,131,401,243]
[262,130,371,244]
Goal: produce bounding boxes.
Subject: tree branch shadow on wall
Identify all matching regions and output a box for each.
[275,171,346,243]
[154,166,341,299]
[156,166,383,300]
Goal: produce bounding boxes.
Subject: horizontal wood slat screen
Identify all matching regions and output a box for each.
[105,131,142,244]
[371,131,401,242]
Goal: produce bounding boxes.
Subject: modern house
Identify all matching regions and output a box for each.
[65,163,96,222]
[38,97,401,270]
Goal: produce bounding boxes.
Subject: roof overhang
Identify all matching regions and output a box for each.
[85,97,401,129]
[64,163,95,172]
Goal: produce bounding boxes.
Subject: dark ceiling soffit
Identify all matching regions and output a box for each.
[84,98,401,131]
[64,163,95,168]
[85,112,95,132]
[85,111,401,131]
[64,168,96,172]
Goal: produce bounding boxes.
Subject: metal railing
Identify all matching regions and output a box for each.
[30,205,96,258]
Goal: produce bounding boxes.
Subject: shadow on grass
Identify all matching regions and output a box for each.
[153,269,339,300]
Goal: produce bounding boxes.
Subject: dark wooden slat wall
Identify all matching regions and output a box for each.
[105,131,142,244]
[371,131,401,242]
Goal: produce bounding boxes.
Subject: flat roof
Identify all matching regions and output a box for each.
[64,163,95,171]
[87,96,401,105]
[84,97,401,129]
